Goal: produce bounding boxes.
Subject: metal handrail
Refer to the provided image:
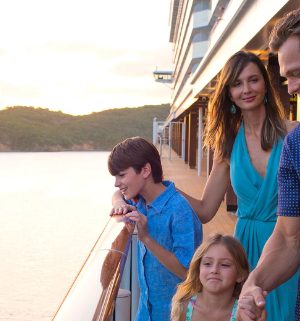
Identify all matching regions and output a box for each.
[52,216,133,321]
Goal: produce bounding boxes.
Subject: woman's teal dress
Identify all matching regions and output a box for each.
[230,123,299,321]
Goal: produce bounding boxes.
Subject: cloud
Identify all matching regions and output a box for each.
[0,0,172,115]
[0,81,40,99]
[110,46,173,77]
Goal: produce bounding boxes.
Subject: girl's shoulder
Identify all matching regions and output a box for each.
[230,299,238,321]
[185,295,197,321]
[285,119,299,133]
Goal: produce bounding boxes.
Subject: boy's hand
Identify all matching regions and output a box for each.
[125,211,148,242]
[124,221,136,234]
[110,204,136,216]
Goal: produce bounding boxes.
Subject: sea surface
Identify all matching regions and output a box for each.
[0,152,115,321]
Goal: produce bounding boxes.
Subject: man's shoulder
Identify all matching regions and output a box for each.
[286,123,300,143]
[283,123,300,157]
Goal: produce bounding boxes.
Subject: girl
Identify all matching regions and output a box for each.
[171,234,261,321]
[181,51,299,320]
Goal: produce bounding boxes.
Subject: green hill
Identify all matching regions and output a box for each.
[0,104,170,151]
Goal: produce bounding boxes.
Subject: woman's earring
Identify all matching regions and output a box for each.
[264,94,268,106]
[230,104,237,114]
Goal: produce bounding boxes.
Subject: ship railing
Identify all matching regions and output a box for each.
[52,215,138,321]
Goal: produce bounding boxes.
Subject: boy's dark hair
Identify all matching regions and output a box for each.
[108,137,163,183]
[269,8,300,52]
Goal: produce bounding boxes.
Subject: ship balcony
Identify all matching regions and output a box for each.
[192,39,209,60]
[153,70,173,84]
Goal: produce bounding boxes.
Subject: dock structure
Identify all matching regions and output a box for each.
[161,147,236,240]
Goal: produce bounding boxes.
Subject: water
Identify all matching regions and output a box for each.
[0,152,115,321]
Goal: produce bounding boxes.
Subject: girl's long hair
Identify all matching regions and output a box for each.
[204,51,286,161]
[171,234,249,321]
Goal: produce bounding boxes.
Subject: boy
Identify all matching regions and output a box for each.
[108,136,202,321]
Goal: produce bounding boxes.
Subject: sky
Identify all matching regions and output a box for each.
[0,0,173,115]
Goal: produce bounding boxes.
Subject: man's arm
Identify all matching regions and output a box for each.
[255,216,300,288]
[247,129,300,293]
[240,216,300,308]
[238,129,300,320]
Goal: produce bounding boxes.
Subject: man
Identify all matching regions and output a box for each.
[237,8,300,321]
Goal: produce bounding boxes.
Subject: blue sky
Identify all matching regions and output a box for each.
[0,0,172,115]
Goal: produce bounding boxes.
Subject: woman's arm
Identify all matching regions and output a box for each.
[179,158,230,223]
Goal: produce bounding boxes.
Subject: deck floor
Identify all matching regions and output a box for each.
[160,147,236,240]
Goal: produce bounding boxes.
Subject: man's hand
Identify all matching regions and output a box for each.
[237,284,267,321]
[237,308,266,321]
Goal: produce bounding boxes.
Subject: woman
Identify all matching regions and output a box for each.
[184,51,299,321]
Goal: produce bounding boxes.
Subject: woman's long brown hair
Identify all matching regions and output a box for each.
[204,51,286,161]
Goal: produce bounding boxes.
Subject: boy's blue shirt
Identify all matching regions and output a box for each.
[127,180,202,321]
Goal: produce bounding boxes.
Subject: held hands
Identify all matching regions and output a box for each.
[237,286,267,321]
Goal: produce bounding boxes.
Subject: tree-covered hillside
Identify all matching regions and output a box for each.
[0,104,170,151]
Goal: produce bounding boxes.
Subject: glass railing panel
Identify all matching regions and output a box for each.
[53,216,133,321]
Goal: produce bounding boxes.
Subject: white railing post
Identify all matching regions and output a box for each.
[168,123,172,160]
[197,107,203,176]
[131,233,139,321]
[181,123,185,160]
[153,118,157,145]
[114,289,131,321]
